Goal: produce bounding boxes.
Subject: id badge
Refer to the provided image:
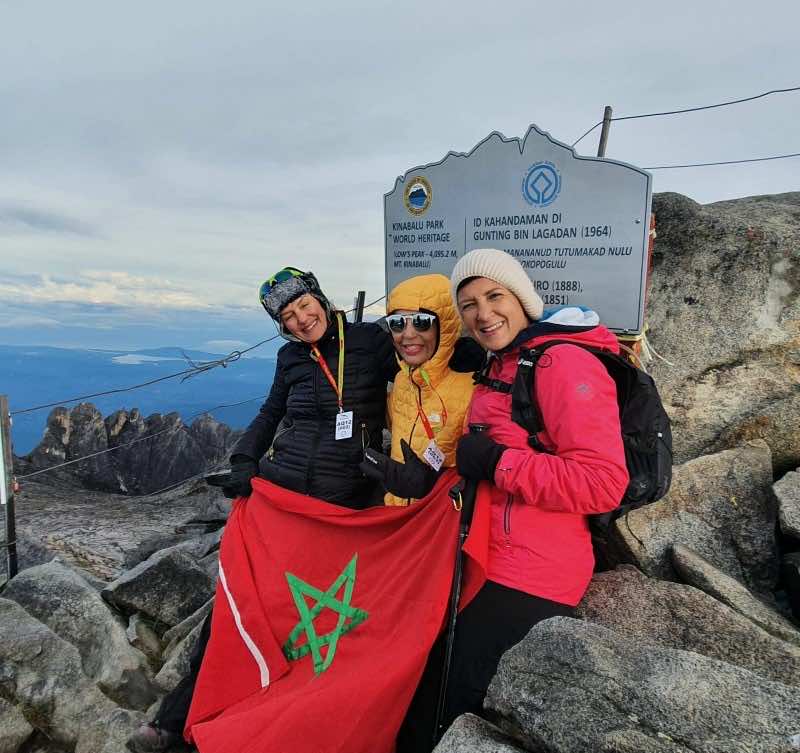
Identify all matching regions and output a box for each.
[423,440,445,471]
[335,410,354,441]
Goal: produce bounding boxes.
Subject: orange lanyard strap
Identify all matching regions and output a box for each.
[414,368,448,441]
[416,406,436,440]
[311,312,345,411]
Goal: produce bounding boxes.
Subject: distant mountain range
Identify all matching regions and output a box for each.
[0,344,278,454]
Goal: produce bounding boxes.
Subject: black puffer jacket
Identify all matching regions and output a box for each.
[233,317,398,508]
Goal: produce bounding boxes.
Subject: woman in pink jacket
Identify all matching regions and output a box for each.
[398,248,629,750]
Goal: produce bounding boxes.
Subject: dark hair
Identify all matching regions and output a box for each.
[456,276,480,294]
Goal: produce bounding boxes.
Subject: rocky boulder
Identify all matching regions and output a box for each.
[3,560,158,709]
[485,617,800,753]
[775,468,800,540]
[0,697,34,753]
[126,613,163,669]
[612,440,778,593]
[577,565,800,685]
[0,598,117,748]
[102,546,215,628]
[161,597,214,658]
[670,544,800,646]
[74,708,145,753]
[155,617,204,693]
[647,191,800,474]
[434,714,527,753]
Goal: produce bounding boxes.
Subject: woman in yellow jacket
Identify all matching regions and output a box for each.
[361,273,477,505]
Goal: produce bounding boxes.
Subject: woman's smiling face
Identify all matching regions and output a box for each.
[456,277,529,351]
[389,309,438,367]
[279,294,328,343]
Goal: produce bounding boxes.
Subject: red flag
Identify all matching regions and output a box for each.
[185,470,488,753]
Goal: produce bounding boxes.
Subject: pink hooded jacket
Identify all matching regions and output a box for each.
[467,313,629,606]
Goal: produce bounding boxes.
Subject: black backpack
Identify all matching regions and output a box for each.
[475,340,672,532]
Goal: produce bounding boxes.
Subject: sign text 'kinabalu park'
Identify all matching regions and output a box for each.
[384,125,653,334]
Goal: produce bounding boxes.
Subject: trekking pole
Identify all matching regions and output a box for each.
[431,423,486,746]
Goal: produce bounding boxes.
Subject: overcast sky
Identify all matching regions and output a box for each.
[1,0,798,351]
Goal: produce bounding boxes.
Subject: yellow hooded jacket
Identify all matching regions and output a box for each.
[385,274,475,506]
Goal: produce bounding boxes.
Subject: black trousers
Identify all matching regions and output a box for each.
[154,610,213,734]
[396,580,574,753]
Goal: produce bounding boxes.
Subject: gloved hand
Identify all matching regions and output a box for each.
[222,455,259,499]
[456,432,507,481]
[448,336,486,373]
[360,439,439,500]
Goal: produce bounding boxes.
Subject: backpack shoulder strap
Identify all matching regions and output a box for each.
[511,347,551,452]
[473,354,513,393]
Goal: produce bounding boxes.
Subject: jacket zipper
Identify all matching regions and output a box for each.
[504,493,513,536]
[267,423,294,459]
[305,358,321,493]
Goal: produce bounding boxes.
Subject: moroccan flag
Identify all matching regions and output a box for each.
[185,470,489,753]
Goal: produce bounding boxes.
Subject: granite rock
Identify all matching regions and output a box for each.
[0,598,117,748]
[612,441,779,593]
[577,564,800,684]
[647,191,800,474]
[486,617,800,753]
[0,697,34,753]
[433,714,529,753]
[155,618,204,693]
[102,547,215,628]
[671,544,800,646]
[775,469,800,540]
[3,560,158,710]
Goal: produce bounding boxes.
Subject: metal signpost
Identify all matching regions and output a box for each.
[384,124,653,335]
[0,395,18,582]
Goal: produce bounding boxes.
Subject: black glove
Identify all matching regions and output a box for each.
[360,439,439,500]
[456,432,507,481]
[448,336,486,373]
[223,455,259,499]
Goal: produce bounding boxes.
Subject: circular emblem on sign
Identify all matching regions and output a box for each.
[522,162,561,207]
[404,176,432,215]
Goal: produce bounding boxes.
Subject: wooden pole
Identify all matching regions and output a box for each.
[597,105,613,157]
[0,396,18,580]
[353,291,366,323]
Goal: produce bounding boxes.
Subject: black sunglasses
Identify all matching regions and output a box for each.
[385,313,437,333]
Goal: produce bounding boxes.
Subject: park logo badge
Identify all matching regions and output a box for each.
[404,175,432,216]
[522,161,562,208]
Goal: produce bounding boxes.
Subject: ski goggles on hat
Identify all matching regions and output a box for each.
[259,268,310,318]
[259,267,305,301]
[385,312,438,333]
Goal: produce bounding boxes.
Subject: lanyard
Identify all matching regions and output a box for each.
[311,312,346,412]
[413,367,448,441]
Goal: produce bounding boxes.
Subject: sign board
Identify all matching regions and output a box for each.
[384,125,653,334]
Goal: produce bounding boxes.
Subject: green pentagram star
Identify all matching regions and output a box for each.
[282,553,368,675]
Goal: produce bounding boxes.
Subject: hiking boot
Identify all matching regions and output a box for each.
[127,723,181,752]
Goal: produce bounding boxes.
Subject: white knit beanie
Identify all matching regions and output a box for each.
[450,248,544,321]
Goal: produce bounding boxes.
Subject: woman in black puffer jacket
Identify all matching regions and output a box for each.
[129,267,397,753]
[225,266,398,508]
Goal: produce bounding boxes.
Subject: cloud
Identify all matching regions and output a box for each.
[0,314,61,328]
[0,271,211,310]
[0,204,98,237]
[364,301,387,317]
